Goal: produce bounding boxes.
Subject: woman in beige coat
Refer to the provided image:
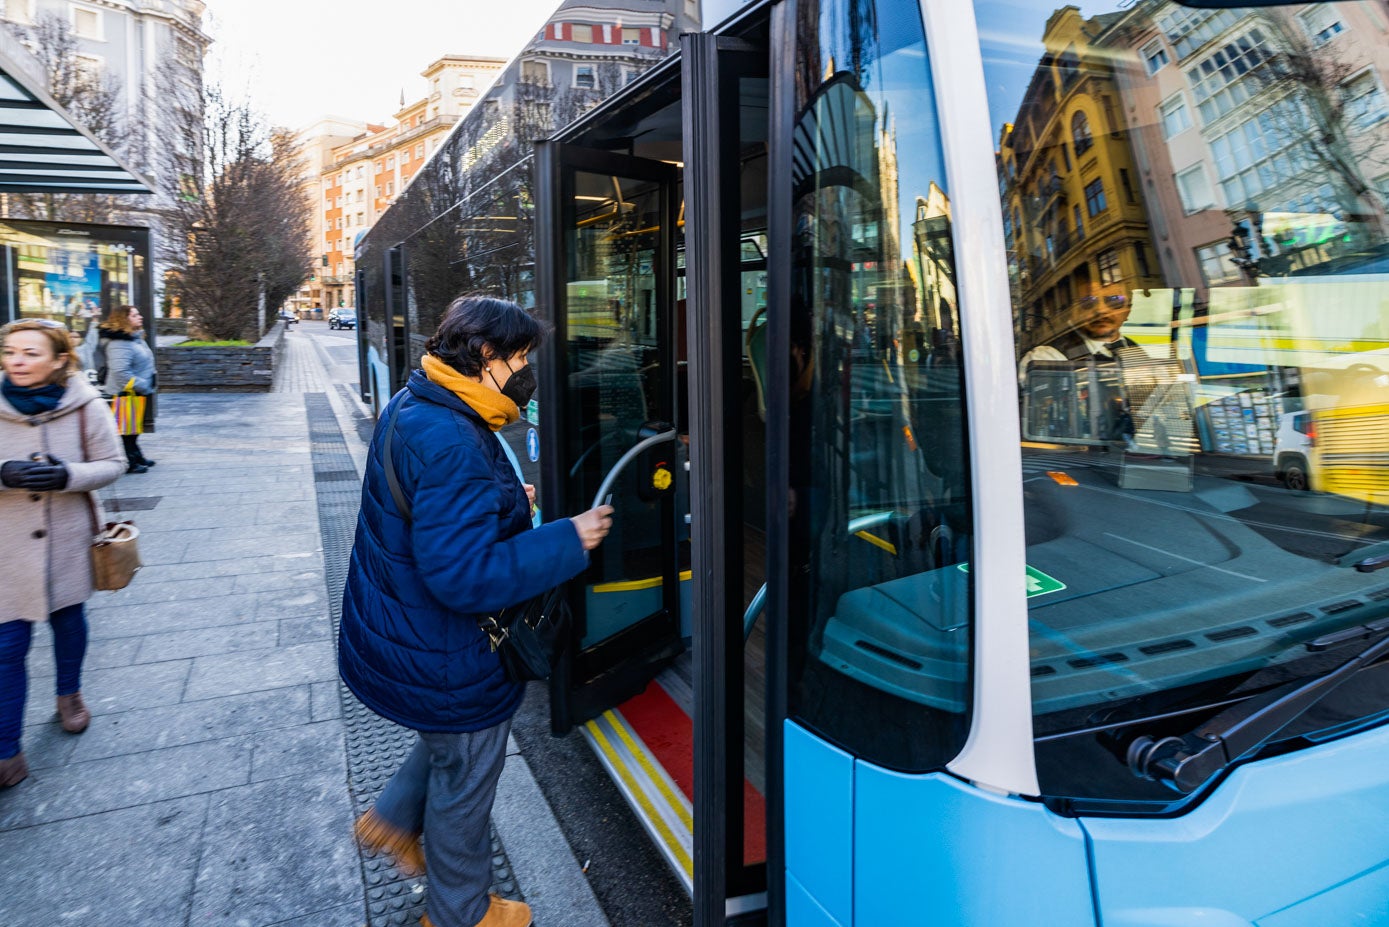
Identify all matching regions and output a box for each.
[0,319,125,787]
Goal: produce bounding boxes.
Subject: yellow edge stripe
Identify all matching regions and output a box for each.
[586,715,694,877]
[606,709,695,832]
[855,530,897,556]
[593,570,694,594]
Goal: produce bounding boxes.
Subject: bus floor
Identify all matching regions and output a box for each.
[580,526,770,892]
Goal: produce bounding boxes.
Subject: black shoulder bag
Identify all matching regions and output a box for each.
[382,399,571,683]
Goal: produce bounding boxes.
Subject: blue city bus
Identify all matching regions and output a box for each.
[357,0,1389,923]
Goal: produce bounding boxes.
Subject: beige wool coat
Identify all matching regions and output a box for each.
[0,376,125,623]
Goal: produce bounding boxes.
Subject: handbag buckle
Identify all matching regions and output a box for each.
[479,613,509,652]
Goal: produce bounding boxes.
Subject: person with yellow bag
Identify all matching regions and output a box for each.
[97,305,156,474]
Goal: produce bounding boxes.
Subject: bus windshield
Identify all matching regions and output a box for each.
[975,0,1389,803]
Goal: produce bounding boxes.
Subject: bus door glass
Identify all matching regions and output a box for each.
[537,144,687,731]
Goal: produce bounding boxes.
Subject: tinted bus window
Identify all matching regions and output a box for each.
[976,0,1389,804]
[787,0,973,771]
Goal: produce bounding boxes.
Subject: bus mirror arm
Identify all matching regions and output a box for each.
[1124,630,1389,793]
[590,424,678,511]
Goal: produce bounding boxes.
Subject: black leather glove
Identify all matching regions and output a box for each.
[14,460,69,491]
[1,460,37,488]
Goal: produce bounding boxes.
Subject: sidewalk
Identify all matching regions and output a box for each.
[0,328,607,927]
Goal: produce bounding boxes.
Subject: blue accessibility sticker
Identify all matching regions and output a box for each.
[526,427,540,462]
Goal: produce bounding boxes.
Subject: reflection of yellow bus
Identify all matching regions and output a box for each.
[1305,354,1389,505]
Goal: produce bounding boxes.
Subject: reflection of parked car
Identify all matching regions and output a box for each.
[1273,411,1316,491]
[329,309,356,330]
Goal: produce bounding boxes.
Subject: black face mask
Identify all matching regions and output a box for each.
[492,360,537,407]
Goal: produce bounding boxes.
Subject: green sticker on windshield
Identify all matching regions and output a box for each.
[957,564,1066,599]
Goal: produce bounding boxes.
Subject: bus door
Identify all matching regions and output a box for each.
[683,29,773,925]
[535,142,688,734]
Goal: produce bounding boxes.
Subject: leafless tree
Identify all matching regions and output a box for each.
[1253,22,1389,241]
[158,79,313,340]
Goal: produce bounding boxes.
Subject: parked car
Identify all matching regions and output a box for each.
[1273,410,1316,491]
[330,309,357,330]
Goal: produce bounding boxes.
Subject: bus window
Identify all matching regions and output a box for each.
[976,0,1389,805]
[786,0,973,772]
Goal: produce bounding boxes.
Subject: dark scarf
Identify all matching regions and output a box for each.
[2,378,66,415]
[98,328,137,342]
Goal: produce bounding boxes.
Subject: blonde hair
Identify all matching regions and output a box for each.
[101,304,140,334]
[0,319,79,383]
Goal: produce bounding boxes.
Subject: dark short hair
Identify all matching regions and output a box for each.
[425,294,545,378]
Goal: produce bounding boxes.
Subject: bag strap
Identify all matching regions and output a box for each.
[76,402,106,535]
[383,397,413,524]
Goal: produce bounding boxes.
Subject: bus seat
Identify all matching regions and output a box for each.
[746,307,769,421]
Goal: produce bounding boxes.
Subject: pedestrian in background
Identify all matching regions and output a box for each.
[0,319,125,788]
[339,295,613,927]
[98,304,156,474]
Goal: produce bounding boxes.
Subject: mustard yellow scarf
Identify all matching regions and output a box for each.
[422,354,518,432]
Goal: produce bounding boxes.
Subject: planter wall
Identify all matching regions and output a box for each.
[156,321,286,392]
[154,317,189,337]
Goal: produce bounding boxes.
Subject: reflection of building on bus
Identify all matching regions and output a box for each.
[998,6,1164,358]
[1095,2,1389,293]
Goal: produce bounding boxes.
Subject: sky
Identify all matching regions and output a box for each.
[202,0,565,132]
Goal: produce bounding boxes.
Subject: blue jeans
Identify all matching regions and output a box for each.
[373,720,512,927]
[0,604,88,759]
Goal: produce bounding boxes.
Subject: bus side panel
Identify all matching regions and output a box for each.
[853,766,1094,927]
[785,722,854,926]
[1082,725,1389,927]
[787,873,844,927]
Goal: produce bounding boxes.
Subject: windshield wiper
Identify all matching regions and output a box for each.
[1125,626,1389,793]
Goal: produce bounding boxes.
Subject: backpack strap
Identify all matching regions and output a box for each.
[383,398,412,524]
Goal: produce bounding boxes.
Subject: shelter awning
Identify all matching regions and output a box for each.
[0,30,153,195]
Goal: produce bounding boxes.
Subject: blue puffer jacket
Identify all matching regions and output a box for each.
[339,370,588,732]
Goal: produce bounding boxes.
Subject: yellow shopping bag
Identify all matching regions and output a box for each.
[111,377,146,436]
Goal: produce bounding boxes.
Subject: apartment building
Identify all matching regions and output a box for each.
[998,5,1164,354]
[309,54,506,310]
[1096,1,1389,292]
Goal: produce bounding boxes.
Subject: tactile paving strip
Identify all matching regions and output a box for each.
[305,392,524,927]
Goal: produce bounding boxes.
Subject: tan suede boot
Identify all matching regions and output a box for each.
[56,693,90,733]
[419,896,532,927]
[354,807,425,877]
[473,895,532,927]
[0,752,27,788]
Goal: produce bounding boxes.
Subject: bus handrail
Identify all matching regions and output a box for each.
[591,428,678,511]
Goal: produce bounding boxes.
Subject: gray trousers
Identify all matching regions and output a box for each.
[374,719,512,927]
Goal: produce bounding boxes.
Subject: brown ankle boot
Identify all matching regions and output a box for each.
[56,693,90,733]
[0,752,27,787]
[473,895,532,927]
[354,807,425,876]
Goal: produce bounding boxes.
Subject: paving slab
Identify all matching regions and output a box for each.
[23,659,192,724]
[189,773,359,927]
[86,594,262,639]
[66,687,312,763]
[0,795,208,927]
[184,641,336,701]
[134,619,280,662]
[279,614,333,646]
[0,736,250,828]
